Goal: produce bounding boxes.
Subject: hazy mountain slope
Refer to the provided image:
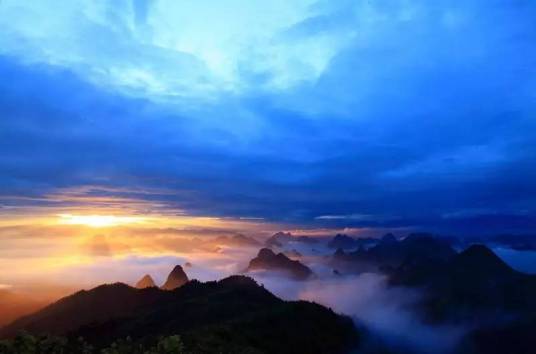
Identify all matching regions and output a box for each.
[390,244,536,323]
[333,233,456,273]
[246,248,314,280]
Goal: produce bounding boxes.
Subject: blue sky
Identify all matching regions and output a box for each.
[1,0,536,235]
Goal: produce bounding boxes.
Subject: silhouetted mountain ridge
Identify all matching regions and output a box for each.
[390,244,536,323]
[453,244,514,276]
[213,234,261,247]
[333,233,456,273]
[0,276,358,354]
[328,234,357,249]
[265,232,317,248]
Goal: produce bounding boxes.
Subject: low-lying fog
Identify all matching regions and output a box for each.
[256,272,467,354]
[2,236,535,353]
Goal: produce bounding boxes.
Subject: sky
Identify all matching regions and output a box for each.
[1,0,536,286]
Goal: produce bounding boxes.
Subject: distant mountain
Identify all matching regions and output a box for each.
[328,234,357,249]
[0,276,358,354]
[246,248,314,280]
[447,233,536,251]
[265,232,292,247]
[135,274,156,289]
[293,235,319,244]
[390,244,536,323]
[332,233,456,273]
[213,234,261,247]
[378,232,397,246]
[264,232,318,248]
[390,244,536,353]
[328,234,377,250]
[161,265,188,290]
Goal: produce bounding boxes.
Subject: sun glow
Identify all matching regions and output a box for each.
[57,214,146,228]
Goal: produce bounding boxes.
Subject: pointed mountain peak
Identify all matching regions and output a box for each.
[328,234,358,249]
[135,274,156,289]
[455,244,513,274]
[232,234,260,245]
[258,247,276,259]
[459,244,501,261]
[161,265,189,290]
[247,248,313,280]
[265,232,293,247]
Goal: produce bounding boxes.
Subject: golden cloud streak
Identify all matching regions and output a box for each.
[57,214,148,228]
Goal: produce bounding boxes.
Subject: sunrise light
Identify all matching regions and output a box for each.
[57,214,146,228]
[1,1,535,352]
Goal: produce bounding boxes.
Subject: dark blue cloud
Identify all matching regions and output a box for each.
[1,0,536,235]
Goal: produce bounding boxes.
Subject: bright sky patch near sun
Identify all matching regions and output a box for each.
[1,4,536,341]
[57,214,147,228]
[0,0,536,279]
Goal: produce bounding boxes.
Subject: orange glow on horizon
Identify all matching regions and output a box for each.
[57,214,147,228]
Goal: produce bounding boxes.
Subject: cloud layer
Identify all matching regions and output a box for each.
[1,0,536,234]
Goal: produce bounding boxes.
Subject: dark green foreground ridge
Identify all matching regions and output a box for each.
[0,276,358,354]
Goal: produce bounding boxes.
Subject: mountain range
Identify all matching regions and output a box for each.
[332,233,456,273]
[2,234,536,354]
[245,248,314,280]
[0,276,358,354]
[212,234,261,247]
[390,244,536,324]
[327,234,378,250]
[265,232,318,248]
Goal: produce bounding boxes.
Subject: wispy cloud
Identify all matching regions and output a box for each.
[0,0,535,234]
